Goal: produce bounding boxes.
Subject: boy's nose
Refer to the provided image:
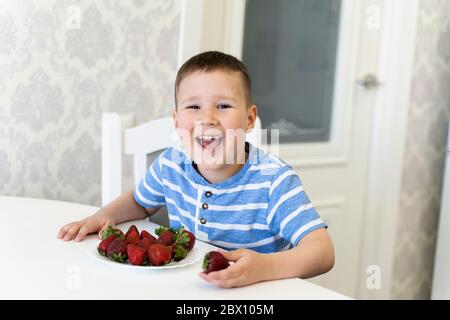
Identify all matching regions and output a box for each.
[198,110,219,127]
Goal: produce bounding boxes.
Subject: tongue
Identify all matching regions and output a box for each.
[201,139,215,148]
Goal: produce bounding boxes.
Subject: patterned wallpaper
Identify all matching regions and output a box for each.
[1,0,450,300]
[391,0,450,299]
[0,0,180,205]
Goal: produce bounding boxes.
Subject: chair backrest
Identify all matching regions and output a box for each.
[101,113,262,207]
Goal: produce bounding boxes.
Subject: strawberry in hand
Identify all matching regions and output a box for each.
[202,251,230,274]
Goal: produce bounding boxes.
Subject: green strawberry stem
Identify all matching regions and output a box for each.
[202,254,210,272]
[172,227,188,245]
[102,226,124,240]
[155,226,168,236]
[173,245,188,260]
[110,253,127,263]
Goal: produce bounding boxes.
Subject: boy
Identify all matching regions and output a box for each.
[58,51,334,288]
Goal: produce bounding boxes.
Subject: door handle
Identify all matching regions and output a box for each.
[357,74,380,90]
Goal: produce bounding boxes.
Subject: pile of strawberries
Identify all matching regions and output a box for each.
[97,225,196,266]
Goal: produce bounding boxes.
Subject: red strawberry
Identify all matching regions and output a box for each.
[125,225,139,237]
[147,244,172,266]
[138,237,156,251]
[141,230,156,241]
[126,244,146,266]
[202,251,230,274]
[107,238,128,263]
[158,230,175,246]
[126,230,141,245]
[97,234,116,256]
[183,230,196,251]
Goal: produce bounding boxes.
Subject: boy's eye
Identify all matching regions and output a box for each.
[217,104,231,109]
[186,105,200,109]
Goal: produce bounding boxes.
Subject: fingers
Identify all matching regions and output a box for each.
[209,265,241,280]
[199,271,240,288]
[199,263,243,288]
[57,225,68,239]
[220,248,247,262]
[58,222,84,241]
[57,222,76,239]
[76,222,95,242]
[58,217,116,242]
[199,249,262,288]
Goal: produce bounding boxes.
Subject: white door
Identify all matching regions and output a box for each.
[178,0,385,298]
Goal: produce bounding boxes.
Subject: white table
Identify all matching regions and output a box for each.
[0,196,349,300]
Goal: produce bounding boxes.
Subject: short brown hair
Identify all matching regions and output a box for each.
[174,51,252,107]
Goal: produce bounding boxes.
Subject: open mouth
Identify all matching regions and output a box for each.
[195,135,223,150]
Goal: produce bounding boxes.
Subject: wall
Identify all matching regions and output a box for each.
[391,0,450,299]
[2,0,450,299]
[0,0,180,206]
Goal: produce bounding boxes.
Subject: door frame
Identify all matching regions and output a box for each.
[177,0,245,69]
[177,0,420,299]
[357,0,419,299]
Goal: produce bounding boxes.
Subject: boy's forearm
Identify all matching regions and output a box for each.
[263,237,335,281]
[99,191,149,224]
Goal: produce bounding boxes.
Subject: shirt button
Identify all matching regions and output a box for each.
[200,218,207,224]
[202,203,209,210]
[205,191,213,197]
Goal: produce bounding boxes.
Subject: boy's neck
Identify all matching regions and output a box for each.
[194,149,249,184]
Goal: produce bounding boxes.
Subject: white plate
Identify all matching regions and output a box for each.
[87,242,204,270]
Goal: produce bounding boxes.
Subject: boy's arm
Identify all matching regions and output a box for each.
[199,228,334,288]
[263,228,335,280]
[57,190,159,241]
[102,190,153,224]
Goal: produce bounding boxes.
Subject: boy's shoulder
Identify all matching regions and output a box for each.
[156,145,189,167]
[248,145,295,179]
[160,145,186,158]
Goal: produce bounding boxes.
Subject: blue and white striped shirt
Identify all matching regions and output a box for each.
[134,143,327,253]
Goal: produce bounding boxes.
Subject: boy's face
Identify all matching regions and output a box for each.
[173,69,257,170]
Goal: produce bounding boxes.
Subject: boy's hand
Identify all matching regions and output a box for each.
[57,211,116,242]
[199,249,269,288]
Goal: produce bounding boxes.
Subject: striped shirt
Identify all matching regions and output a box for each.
[133,143,327,253]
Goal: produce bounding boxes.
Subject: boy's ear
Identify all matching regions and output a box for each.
[246,105,258,133]
[172,108,178,129]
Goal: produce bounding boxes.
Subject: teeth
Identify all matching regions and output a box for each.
[198,135,221,141]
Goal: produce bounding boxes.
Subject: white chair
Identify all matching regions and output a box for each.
[101,113,262,214]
